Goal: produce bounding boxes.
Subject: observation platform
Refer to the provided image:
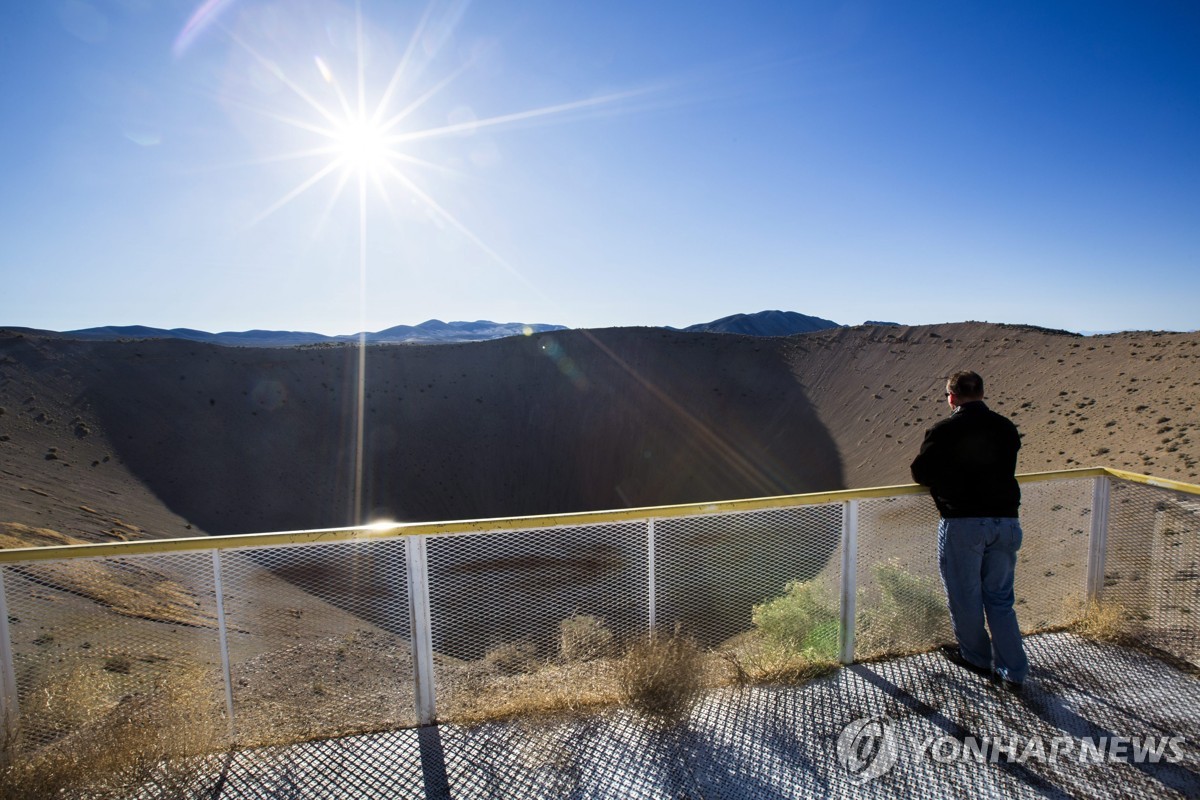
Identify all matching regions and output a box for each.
[2,467,1197,797]
[205,632,1200,798]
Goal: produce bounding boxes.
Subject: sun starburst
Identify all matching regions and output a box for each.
[183,0,651,524]
[215,5,645,245]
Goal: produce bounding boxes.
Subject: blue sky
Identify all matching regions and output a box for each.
[2,0,1197,335]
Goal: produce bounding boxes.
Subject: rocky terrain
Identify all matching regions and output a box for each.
[782,322,1200,489]
[1,321,1197,543]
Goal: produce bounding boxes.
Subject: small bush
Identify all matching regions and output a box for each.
[874,561,948,636]
[1073,600,1130,644]
[559,614,614,662]
[857,561,950,655]
[617,632,704,725]
[483,640,540,675]
[751,580,839,660]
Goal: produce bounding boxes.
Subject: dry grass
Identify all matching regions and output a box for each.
[616,631,705,725]
[718,633,839,686]
[1071,599,1131,644]
[445,659,622,726]
[558,614,615,662]
[482,640,542,675]
[0,661,227,799]
[441,604,845,728]
[0,522,215,629]
[446,629,718,728]
[0,522,81,550]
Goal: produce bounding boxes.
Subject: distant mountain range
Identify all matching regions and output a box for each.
[40,320,569,347]
[7,310,879,346]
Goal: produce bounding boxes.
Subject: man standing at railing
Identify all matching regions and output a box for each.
[910,370,1029,692]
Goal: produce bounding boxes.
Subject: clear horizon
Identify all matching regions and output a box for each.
[2,1,1198,335]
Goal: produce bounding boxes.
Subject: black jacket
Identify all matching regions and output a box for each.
[910,400,1021,518]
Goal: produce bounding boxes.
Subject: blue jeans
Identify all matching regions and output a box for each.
[938,517,1029,684]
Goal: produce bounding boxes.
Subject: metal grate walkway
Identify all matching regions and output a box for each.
[198,632,1200,799]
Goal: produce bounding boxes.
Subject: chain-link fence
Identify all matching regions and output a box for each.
[1,469,1196,768]
[0,550,222,748]
[219,538,416,744]
[1102,475,1200,665]
[851,476,1098,660]
[426,520,647,722]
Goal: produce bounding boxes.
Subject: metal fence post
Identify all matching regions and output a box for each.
[647,519,656,633]
[406,535,437,725]
[0,570,18,760]
[1086,475,1112,603]
[838,500,859,665]
[211,551,236,741]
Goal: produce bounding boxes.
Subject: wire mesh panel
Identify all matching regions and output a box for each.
[653,504,843,651]
[854,494,948,658]
[1,551,225,750]
[855,481,1097,659]
[218,537,415,744]
[1015,477,1093,630]
[426,521,647,721]
[1104,480,1200,665]
[5,469,1196,781]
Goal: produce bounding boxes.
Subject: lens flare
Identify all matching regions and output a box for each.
[174,0,238,58]
[178,2,657,524]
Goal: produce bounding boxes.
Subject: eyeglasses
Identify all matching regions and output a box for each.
[944,391,953,397]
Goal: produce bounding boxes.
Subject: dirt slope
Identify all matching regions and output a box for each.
[1,322,1197,543]
[0,327,840,539]
[784,322,1200,488]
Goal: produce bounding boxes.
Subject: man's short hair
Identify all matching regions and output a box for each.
[948,371,984,400]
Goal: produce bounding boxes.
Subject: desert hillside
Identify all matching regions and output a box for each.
[783,323,1200,489]
[1,322,1197,543]
[0,327,840,540]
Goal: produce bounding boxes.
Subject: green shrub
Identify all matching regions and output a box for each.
[874,561,948,635]
[751,580,839,660]
[857,561,950,655]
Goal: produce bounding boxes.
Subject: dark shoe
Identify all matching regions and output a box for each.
[938,645,992,678]
[994,674,1024,694]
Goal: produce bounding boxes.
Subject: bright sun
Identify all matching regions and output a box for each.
[184,4,647,526]
[238,26,638,231]
[332,115,393,175]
